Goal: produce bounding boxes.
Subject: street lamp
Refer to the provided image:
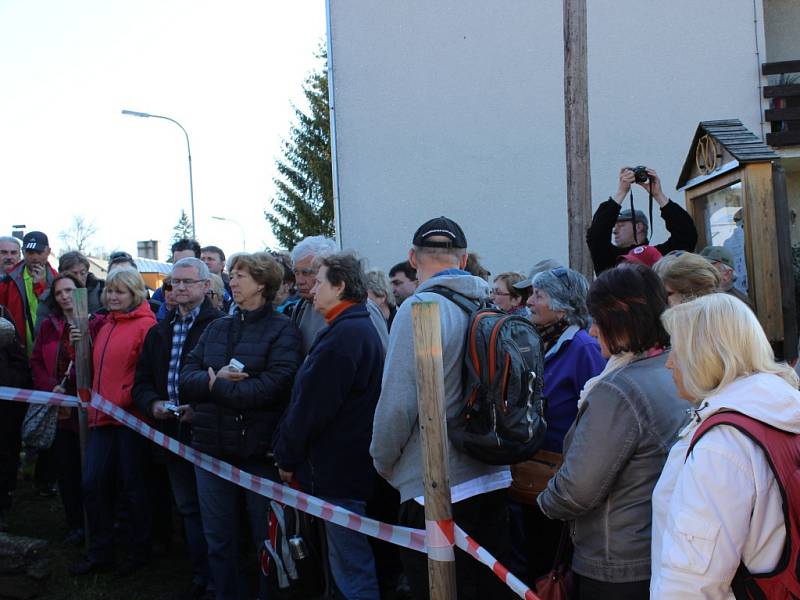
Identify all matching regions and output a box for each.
[212,216,246,251]
[121,109,196,239]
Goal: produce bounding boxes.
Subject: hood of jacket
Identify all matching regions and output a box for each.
[695,372,800,435]
[108,300,157,323]
[415,271,491,302]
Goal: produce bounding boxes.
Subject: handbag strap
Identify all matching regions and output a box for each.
[551,522,573,570]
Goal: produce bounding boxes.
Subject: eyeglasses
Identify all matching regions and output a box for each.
[491,289,511,296]
[551,267,572,291]
[171,278,203,287]
[205,290,217,297]
[293,268,316,277]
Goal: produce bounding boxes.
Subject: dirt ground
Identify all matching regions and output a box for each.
[2,477,193,600]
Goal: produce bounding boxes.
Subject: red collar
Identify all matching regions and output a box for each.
[324,300,357,324]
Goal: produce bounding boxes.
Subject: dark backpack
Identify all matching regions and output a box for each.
[686,411,800,599]
[428,286,547,465]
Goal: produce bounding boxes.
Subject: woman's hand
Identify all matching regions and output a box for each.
[68,324,83,345]
[207,365,249,391]
[52,385,66,394]
[278,469,294,483]
[216,365,249,382]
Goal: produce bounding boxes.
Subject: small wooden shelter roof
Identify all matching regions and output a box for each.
[677,119,778,189]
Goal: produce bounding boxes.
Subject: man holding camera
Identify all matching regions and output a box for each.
[586,167,698,274]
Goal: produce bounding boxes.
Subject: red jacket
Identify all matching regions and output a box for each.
[30,314,75,393]
[0,260,58,346]
[90,301,156,428]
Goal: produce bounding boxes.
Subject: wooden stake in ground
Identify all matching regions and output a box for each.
[563,0,593,279]
[412,302,457,600]
[71,287,92,548]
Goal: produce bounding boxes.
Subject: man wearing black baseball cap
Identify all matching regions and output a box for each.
[586,166,698,274]
[371,216,512,599]
[0,231,56,354]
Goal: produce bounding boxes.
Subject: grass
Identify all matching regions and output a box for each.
[3,478,193,600]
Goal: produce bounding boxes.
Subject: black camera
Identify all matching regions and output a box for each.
[632,166,649,184]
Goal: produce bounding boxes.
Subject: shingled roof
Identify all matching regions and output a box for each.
[677,119,778,189]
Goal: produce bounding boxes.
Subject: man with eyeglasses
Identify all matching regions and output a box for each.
[133,257,224,600]
[586,166,698,275]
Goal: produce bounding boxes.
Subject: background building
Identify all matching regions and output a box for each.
[326,0,800,274]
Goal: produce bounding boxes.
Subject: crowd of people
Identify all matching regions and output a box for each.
[0,165,798,600]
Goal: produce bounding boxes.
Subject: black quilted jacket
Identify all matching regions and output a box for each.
[180,303,301,460]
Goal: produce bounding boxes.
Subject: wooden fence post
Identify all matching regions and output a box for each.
[72,288,91,547]
[412,302,457,600]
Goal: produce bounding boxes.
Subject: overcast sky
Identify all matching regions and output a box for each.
[0,0,327,261]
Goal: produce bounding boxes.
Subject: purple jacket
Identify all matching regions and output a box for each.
[542,327,606,452]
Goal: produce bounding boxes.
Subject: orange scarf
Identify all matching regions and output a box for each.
[324,300,357,324]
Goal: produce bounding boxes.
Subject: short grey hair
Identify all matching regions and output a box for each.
[172,257,209,280]
[412,245,466,265]
[291,236,337,264]
[0,236,20,248]
[365,269,395,307]
[531,268,590,329]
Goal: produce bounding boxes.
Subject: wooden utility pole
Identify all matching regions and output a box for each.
[72,288,92,547]
[412,302,457,600]
[564,0,593,279]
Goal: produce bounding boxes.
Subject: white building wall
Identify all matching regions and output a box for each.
[764,0,800,62]
[327,0,768,275]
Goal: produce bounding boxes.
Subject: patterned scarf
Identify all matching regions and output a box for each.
[537,318,570,354]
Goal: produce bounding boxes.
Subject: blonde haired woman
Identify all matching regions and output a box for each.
[70,267,157,576]
[657,252,720,306]
[653,293,800,598]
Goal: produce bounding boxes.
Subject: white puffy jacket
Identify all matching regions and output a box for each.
[651,373,800,599]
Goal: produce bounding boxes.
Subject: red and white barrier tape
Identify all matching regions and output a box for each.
[0,386,539,600]
[0,386,85,408]
[425,518,455,562]
[456,525,541,600]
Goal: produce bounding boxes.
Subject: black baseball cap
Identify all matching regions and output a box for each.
[22,231,49,252]
[108,251,134,264]
[412,216,468,249]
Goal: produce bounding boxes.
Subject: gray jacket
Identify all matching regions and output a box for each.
[370,272,509,503]
[293,297,388,356]
[538,351,689,583]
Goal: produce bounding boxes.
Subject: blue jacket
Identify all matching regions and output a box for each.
[274,302,384,500]
[541,326,606,452]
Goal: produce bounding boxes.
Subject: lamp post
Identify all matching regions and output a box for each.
[121,109,196,239]
[212,216,246,251]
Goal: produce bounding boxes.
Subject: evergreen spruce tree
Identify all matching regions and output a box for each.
[266,50,334,248]
[172,209,194,244]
